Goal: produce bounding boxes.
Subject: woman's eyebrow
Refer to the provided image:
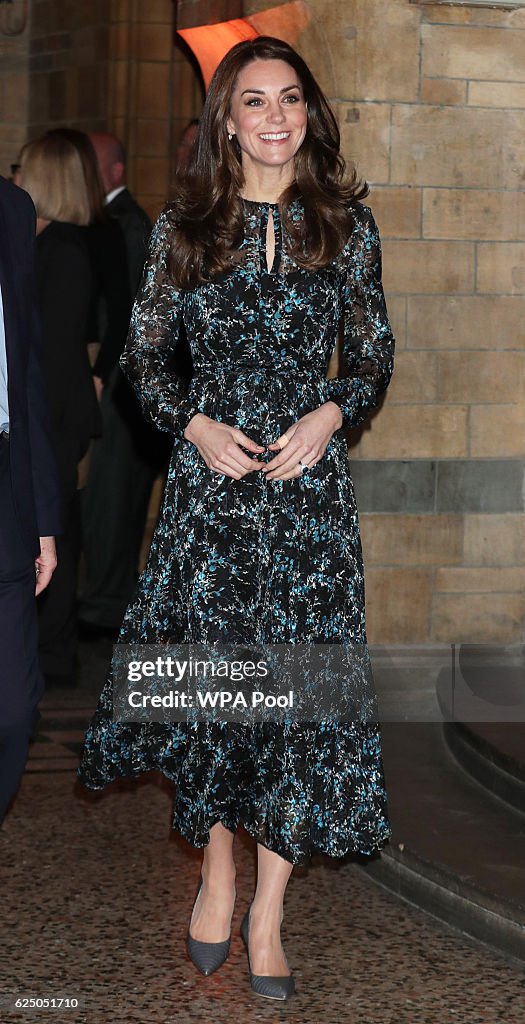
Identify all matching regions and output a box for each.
[240,85,301,96]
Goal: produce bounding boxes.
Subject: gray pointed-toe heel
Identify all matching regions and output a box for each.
[186,876,231,976]
[240,906,295,1001]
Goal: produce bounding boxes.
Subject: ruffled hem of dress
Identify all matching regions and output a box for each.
[174,811,393,867]
[77,757,392,868]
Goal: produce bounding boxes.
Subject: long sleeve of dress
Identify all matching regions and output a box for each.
[325,205,395,432]
[119,207,199,439]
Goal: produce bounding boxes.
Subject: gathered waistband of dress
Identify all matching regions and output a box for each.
[191,363,326,384]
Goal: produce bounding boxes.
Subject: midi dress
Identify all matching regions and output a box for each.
[77,197,395,866]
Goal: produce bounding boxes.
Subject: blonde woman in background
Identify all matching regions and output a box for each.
[20,133,101,687]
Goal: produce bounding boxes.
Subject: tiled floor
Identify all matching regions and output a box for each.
[1,672,525,1024]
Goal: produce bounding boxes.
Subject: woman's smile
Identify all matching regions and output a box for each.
[258,131,291,144]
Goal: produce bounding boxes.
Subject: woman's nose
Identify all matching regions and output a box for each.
[267,105,285,123]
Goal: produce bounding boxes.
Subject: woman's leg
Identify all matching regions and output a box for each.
[189,822,236,942]
[247,843,294,975]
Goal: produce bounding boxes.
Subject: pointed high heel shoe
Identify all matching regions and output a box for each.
[186,876,232,976]
[240,905,295,1001]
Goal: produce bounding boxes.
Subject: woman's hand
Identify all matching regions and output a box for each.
[262,401,343,481]
[184,413,266,479]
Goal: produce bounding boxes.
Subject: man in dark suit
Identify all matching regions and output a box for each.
[0,175,62,821]
[79,134,176,634]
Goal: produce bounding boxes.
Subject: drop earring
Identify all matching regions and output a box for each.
[228,132,233,141]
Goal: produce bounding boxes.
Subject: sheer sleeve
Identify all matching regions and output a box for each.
[119,207,199,439]
[325,205,395,433]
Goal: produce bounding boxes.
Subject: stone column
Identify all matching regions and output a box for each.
[0,0,30,174]
[108,0,203,220]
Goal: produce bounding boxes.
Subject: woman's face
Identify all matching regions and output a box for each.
[227,58,307,173]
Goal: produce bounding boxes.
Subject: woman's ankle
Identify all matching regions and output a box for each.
[249,897,284,929]
[201,862,236,889]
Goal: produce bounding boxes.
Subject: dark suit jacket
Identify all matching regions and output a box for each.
[36,221,102,495]
[81,217,132,383]
[106,187,152,299]
[0,176,62,560]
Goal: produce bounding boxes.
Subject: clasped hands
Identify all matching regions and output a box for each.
[183,402,343,481]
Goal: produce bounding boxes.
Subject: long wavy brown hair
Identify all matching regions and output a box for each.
[169,36,368,289]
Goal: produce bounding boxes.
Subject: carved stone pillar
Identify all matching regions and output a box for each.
[107,0,203,219]
[0,0,30,175]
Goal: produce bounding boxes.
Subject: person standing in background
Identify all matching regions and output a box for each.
[20,134,102,687]
[47,130,132,404]
[78,134,174,636]
[89,134,151,297]
[0,174,61,821]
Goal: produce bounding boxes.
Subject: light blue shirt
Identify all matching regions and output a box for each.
[0,282,8,433]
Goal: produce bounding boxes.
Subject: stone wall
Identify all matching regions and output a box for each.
[299,0,525,644]
[107,0,202,221]
[0,1,30,174]
[28,0,110,136]
[0,0,202,221]
[0,0,111,172]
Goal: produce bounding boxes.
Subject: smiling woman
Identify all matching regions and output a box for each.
[78,34,395,1005]
[168,36,368,288]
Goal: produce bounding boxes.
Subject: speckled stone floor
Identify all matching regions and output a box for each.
[1,654,525,1024]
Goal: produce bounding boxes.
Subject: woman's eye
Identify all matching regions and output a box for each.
[283,94,300,103]
[246,98,263,106]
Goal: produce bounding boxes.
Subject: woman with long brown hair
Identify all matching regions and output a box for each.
[78,36,395,1001]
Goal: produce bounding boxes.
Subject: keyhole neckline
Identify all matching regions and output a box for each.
[242,197,279,209]
[259,202,281,275]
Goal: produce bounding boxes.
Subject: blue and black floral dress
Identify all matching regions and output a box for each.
[77,197,395,866]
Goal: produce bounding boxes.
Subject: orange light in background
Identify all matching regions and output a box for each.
[177,20,258,90]
[177,1,311,91]
[248,2,310,47]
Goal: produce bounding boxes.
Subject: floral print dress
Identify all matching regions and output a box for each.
[77,197,395,866]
